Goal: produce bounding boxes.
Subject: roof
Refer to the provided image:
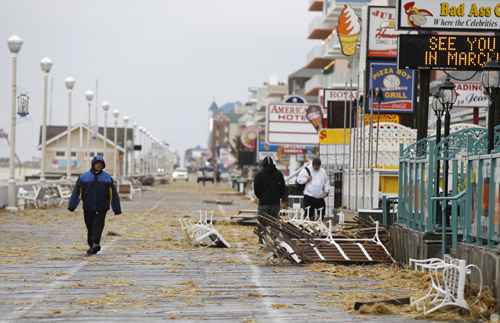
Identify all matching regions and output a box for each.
[208,101,219,112]
[39,124,134,151]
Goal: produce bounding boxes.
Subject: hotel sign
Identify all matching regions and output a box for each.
[398,34,500,70]
[397,0,500,31]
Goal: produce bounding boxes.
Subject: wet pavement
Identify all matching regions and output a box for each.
[0,182,441,322]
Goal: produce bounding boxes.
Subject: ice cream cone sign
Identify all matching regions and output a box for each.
[403,1,433,28]
[306,105,323,132]
[337,5,361,57]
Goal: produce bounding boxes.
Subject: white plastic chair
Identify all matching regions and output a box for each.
[410,255,482,315]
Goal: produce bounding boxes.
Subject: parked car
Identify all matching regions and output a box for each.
[172,168,189,182]
[197,167,215,184]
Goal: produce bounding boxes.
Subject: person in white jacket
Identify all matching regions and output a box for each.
[297,158,330,220]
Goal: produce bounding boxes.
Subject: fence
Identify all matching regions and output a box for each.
[398,124,500,253]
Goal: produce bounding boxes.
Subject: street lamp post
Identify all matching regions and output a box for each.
[112,109,120,178]
[482,60,500,152]
[431,94,445,225]
[145,131,150,175]
[438,78,458,226]
[40,57,53,184]
[142,128,147,175]
[7,35,23,212]
[85,90,95,160]
[374,88,384,167]
[65,77,76,179]
[132,123,138,176]
[122,116,129,177]
[102,102,110,160]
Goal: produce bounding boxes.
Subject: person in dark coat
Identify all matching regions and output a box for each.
[253,156,287,217]
[68,156,122,256]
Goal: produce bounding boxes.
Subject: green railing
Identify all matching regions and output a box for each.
[398,126,500,251]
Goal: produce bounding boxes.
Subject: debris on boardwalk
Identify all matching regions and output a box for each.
[255,212,394,264]
[179,210,231,248]
[202,199,233,205]
[230,209,258,225]
[340,214,390,242]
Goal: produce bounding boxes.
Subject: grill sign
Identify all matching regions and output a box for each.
[398,34,500,70]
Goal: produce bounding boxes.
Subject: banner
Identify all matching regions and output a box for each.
[397,0,500,31]
[364,114,400,124]
[319,129,351,145]
[367,61,416,113]
[368,6,398,58]
[240,126,258,151]
[454,81,490,108]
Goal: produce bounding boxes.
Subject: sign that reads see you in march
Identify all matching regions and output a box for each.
[398,34,500,70]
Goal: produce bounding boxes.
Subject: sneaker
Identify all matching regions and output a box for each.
[86,247,93,256]
[91,244,101,255]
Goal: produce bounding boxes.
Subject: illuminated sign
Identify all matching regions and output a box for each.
[398,34,500,70]
[397,0,500,31]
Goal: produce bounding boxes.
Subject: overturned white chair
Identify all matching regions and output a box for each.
[56,183,73,206]
[18,185,42,209]
[179,210,230,248]
[410,255,482,315]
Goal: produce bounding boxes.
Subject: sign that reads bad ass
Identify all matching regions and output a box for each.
[399,34,500,70]
[397,0,500,31]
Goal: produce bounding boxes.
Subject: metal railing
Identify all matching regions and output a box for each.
[398,125,500,251]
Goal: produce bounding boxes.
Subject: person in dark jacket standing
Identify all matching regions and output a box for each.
[68,156,122,256]
[253,156,287,217]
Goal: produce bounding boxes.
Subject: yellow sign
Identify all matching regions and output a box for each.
[364,114,400,125]
[319,129,351,145]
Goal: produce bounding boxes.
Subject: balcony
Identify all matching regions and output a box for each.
[308,16,335,40]
[308,0,323,12]
[263,84,288,98]
[305,74,324,97]
[306,44,334,69]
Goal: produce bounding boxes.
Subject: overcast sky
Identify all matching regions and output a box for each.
[0,0,311,160]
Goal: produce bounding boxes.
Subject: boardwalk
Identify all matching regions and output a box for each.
[0,182,437,322]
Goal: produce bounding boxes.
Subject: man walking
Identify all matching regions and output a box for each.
[297,158,330,220]
[68,156,122,256]
[253,156,287,217]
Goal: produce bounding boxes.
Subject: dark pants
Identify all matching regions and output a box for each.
[84,210,107,247]
[258,204,281,218]
[303,195,326,220]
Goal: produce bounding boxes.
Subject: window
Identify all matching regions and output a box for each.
[71,152,77,157]
[56,151,65,157]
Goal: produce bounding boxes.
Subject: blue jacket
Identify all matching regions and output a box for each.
[68,156,122,214]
